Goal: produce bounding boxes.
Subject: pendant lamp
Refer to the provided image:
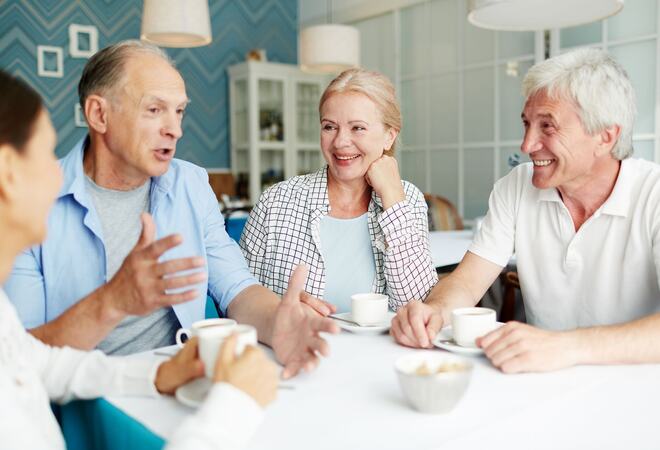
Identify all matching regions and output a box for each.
[141,0,212,48]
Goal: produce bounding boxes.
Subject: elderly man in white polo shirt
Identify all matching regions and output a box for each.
[391,47,660,373]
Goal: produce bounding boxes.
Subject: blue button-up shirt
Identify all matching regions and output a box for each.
[5,137,258,330]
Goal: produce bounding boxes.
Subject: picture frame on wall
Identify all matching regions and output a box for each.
[74,104,87,128]
[37,45,64,78]
[69,24,99,58]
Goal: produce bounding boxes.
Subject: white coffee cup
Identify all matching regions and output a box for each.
[451,307,497,348]
[351,293,389,326]
[198,324,258,378]
[174,318,237,347]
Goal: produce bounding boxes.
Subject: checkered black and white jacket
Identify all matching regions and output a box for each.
[239,167,438,311]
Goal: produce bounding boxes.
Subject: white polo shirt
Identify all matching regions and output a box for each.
[469,159,660,330]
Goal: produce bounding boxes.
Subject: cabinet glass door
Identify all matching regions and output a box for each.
[260,149,285,191]
[258,79,284,142]
[296,82,321,144]
[297,149,323,176]
[234,79,248,145]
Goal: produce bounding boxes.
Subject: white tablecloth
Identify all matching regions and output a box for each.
[429,230,474,268]
[108,333,660,450]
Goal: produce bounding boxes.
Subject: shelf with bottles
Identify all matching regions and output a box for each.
[296,82,321,144]
[260,148,285,192]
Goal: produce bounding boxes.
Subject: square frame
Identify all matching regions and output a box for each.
[37,45,63,78]
[69,24,98,58]
[74,104,87,128]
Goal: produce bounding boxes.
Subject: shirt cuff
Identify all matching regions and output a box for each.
[116,357,162,397]
[378,201,415,246]
[196,383,264,445]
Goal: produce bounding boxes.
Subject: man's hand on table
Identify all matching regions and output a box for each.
[478,321,579,373]
[155,337,204,395]
[100,213,207,321]
[390,300,444,348]
[271,265,340,379]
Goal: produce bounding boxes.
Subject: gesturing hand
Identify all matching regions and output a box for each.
[271,265,340,379]
[300,292,337,317]
[103,213,206,318]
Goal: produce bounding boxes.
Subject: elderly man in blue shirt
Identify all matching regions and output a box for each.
[5,40,337,379]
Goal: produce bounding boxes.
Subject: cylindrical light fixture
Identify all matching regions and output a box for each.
[468,0,625,31]
[299,24,360,74]
[141,0,212,48]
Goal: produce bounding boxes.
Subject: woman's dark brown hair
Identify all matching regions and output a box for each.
[0,70,43,152]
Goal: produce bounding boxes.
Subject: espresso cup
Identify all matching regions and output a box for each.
[174,318,237,347]
[198,324,258,378]
[451,307,497,348]
[351,293,389,326]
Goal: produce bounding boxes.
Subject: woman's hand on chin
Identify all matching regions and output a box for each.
[366,155,405,209]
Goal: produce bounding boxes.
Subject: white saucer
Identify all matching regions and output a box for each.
[332,311,395,335]
[175,377,211,408]
[432,322,504,356]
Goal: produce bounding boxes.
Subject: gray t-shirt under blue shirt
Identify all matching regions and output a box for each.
[319,213,376,313]
[85,176,180,355]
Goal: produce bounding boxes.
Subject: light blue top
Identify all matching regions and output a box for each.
[319,213,376,313]
[5,137,259,333]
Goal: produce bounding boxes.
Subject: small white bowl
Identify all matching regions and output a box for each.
[395,352,473,414]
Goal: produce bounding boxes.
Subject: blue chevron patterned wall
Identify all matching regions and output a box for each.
[0,0,297,168]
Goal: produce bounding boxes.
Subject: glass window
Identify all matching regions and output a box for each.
[430,0,458,72]
[609,40,656,134]
[498,31,535,59]
[401,3,430,76]
[354,13,396,81]
[400,150,428,191]
[464,148,494,219]
[401,79,429,147]
[633,140,655,162]
[430,73,459,145]
[608,0,656,41]
[463,67,494,142]
[499,60,533,141]
[560,22,602,49]
[499,146,526,179]
[430,149,459,207]
[464,21,494,65]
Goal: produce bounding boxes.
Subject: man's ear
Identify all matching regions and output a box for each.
[84,95,110,134]
[597,124,621,157]
[0,144,19,203]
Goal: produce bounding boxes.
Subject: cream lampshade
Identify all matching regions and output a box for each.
[467,0,625,31]
[141,0,212,48]
[299,24,360,74]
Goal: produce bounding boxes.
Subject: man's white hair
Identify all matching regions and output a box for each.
[522,48,636,160]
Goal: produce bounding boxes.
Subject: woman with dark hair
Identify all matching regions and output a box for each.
[0,70,277,449]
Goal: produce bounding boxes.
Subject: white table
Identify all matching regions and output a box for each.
[109,333,660,450]
[429,230,474,269]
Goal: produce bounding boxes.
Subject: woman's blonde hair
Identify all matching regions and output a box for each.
[319,68,401,156]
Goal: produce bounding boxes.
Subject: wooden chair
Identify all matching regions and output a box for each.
[424,193,464,231]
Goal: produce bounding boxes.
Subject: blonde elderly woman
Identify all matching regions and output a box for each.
[240,69,437,315]
[0,70,278,449]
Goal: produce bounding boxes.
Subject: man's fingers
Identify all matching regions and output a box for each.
[283,265,309,306]
[158,289,199,306]
[155,257,206,277]
[307,335,330,357]
[408,303,430,348]
[143,234,183,259]
[281,361,302,380]
[135,212,156,250]
[426,311,443,341]
[309,316,340,335]
[300,293,332,316]
[391,316,418,348]
[158,272,207,291]
[178,336,199,360]
[398,308,418,347]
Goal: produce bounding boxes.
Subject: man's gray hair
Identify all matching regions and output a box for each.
[78,40,175,113]
[522,48,636,160]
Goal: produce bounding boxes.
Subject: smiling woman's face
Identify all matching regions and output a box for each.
[320,92,396,184]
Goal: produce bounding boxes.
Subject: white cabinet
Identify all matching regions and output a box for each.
[228,61,328,203]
